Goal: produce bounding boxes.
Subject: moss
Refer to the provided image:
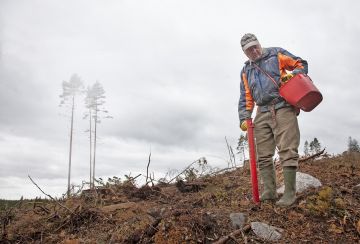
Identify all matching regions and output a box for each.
[213,190,228,203]
[334,198,346,210]
[306,187,333,216]
[318,186,333,201]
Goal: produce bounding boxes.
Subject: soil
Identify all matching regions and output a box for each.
[1,153,360,243]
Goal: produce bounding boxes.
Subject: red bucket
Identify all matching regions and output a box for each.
[279,74,322,112]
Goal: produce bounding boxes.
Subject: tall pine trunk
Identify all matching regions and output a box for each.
[67,95,75,198]
[89,108,93,189]
[92,105,97,186]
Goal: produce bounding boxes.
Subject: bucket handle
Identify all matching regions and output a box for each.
[305,74,313,83]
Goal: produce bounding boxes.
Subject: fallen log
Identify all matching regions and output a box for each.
[275,148,326,170]
[299,148,326,162]
[273,148,326,183]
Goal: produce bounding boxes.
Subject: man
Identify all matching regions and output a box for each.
[238,33,308,207]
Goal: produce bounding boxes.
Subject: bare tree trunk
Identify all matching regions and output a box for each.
[225,137,235,167]
[146,149,151,185]
[89,108,93,189]
[92,105,97,186]
[67,95,75,198]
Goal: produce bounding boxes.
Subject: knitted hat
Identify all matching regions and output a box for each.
[240,33,260,51]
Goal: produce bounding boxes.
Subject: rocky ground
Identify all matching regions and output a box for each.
[1,153,360,243]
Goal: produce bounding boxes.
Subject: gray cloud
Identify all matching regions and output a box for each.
[111,94,209,146]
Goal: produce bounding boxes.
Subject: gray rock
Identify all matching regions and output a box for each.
[229,213,247,229]
[251,222,283,241]
[277,172,322,194]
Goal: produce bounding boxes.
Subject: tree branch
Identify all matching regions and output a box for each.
[168,158,203,184]
[146,149,151,185]
[28,175,74,214]
[275,148,326,169]
[225,136,235,167]
[299,148,326,162]
[213,225,251,244]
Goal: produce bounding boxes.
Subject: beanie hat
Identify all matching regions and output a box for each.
[240,33,260,51]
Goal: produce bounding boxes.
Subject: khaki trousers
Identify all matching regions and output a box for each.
[254,106,300,170]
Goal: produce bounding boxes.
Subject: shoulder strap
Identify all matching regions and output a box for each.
[252,62,279,88]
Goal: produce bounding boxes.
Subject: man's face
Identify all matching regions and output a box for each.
[244,44,262,61]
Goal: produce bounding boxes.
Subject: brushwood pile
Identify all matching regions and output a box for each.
[1,153,360,243]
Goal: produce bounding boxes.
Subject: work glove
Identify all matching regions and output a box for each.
[281,73,294,83]
[240,121,247,131]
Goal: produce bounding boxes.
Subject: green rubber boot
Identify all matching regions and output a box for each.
[276,166,297,207]
[259,167,278,201]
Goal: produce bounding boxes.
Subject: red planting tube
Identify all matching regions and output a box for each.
[246,118,260,204]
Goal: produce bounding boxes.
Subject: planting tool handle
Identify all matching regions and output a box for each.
[246,118,260,204]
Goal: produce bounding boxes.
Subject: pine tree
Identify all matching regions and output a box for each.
[59,74,83,197]
[84,81,112,188]
[304,140,309,156]
[236,134,248,164]
[309,141,314,154]
[308,138,321,154]
[348,136,360,152]
[313,137,321,153]
[84,86,95,188]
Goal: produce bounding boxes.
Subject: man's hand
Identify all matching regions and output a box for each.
[281,73,294,82]
[240,121,248,131]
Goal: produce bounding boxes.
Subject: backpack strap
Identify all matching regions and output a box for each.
[252,62,279,89]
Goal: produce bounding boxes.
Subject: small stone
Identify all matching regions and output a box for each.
[251,222,283,241]
[229,213,247,229]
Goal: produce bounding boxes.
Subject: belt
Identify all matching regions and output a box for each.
[268,97,284,128]
[269,96,284,106]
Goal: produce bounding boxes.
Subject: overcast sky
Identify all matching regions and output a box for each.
[1,0,359,199]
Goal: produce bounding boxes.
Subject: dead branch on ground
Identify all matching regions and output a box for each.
[213,224,251,244]
[132,173,142,181]
[28,175,74,215]
[209,166,238,176]
[275,148,326,170]
[168,158,204,184]
[299,148,326,162]
[124,173,142,184]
